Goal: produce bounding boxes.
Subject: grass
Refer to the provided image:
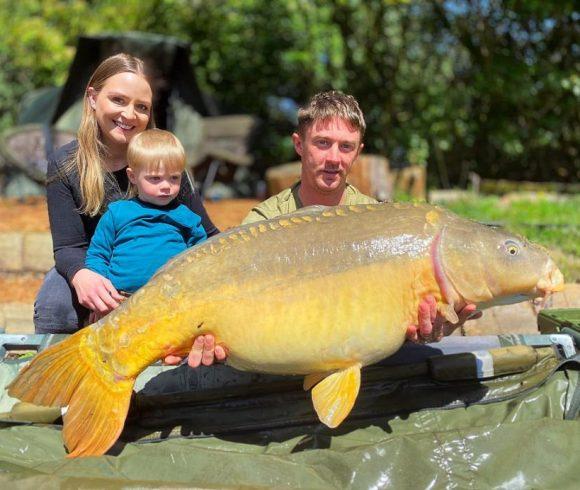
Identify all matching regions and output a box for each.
[440,195,580,283]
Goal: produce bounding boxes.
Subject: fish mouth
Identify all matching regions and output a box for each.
[535,264,564,296]
[531,264,564,313]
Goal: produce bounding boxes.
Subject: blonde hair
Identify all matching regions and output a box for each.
[297,90,366,139]
[66,53,154,216]
[128,129,185,172]
[126,129,185,197]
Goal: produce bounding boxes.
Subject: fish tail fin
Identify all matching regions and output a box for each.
[7,328,134,458]
[310,363,362,428]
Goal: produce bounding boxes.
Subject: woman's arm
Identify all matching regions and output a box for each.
[46,144,123,313]
[164,335,227,368]
[46,145,91,282]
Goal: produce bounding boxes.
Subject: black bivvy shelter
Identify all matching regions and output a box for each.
[50,31,218,129]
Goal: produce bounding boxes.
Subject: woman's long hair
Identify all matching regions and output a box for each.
[65,53,154,216]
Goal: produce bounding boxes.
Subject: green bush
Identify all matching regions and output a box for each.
[0,1,576,183]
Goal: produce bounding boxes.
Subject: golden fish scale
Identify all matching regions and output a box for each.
[91,203,447,378]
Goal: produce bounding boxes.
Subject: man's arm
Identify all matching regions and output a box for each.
[241,189,293,225]
[407,297,482,343]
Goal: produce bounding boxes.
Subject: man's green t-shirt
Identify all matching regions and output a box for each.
[242,181,378,224]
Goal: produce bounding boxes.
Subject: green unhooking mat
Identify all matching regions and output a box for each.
[0,335,578,489]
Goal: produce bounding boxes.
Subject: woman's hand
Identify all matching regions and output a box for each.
[164,334,227,368]
[406,296,482,343]
[71,268,124,316]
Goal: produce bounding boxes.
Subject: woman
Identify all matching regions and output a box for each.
[35,53,219,336]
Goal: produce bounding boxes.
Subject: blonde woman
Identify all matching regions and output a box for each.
[35,54,218,335]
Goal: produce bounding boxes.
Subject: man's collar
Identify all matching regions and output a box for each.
[290,181,304,208]
[296,181,352,208]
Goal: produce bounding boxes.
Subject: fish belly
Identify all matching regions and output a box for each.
[205,261,418,375]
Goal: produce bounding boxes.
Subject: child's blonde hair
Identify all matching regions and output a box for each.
[127,129,186,196]
[127,128,186,172]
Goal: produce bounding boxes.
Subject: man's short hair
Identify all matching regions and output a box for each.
[297,90,366,139]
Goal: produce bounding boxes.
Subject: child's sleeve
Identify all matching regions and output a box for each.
[85,210,116,277]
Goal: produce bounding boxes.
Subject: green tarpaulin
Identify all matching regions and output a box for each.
[0,338,578,488]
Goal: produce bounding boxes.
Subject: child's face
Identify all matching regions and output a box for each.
[127,165,182,206]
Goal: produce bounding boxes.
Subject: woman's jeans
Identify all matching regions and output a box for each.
[33,268,89,334]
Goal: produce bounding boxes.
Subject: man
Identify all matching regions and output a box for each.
[168,91,480,367]
[243,91,376,224]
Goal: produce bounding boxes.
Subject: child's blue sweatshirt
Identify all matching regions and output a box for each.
[85,197,207,293]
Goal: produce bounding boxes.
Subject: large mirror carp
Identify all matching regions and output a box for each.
[7,202,564,457]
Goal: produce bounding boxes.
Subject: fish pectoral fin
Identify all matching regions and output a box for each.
[439,303,459,324]
[310,363,361,428]
[303,372,330,391]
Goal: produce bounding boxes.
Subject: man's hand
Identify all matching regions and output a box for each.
[406,296,482,343]
[71,268,124,316]
[163,334,227,368]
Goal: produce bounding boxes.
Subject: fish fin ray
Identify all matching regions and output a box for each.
[7,332,91,405]
[64,379,133,458]
[310,364,361,428]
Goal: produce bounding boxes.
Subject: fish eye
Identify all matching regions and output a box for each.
[505,240,520,256]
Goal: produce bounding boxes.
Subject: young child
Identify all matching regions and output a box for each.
[85,129,207,304]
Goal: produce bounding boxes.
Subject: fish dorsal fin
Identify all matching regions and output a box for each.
[285,204,330,217]
[309,363,362,428]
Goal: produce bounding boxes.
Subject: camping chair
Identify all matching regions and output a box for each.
[188,115,259,197]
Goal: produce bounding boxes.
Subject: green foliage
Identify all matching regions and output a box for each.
[0,0,134,130]
[0,0,577,183]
